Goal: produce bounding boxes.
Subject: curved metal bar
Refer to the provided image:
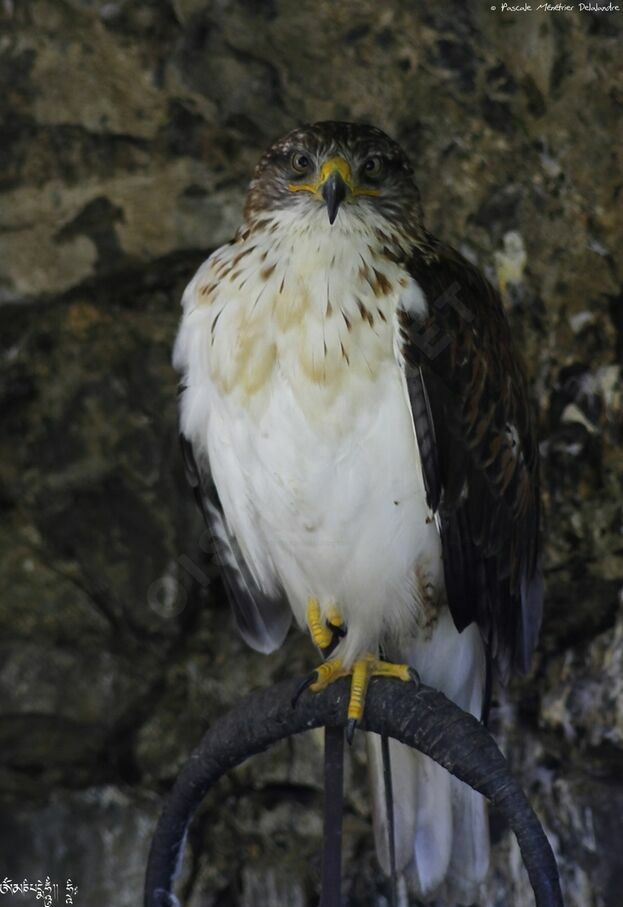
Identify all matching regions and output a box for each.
[145,676,563,907]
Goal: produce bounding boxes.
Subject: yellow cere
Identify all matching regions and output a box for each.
[319,156,353,186]
[288,156,380,197]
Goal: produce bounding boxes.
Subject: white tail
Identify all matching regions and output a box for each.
[368,610,490,904]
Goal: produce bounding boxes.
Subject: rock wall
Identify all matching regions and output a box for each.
[0,1,621,905]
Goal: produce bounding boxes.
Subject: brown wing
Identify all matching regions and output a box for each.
[401,235,542,683]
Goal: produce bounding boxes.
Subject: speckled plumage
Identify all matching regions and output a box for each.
[174,122,542,905]
[175,197,439,666]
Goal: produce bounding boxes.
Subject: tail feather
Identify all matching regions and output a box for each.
[368,608,490,904]
[369,740,487,902]
[367,735,415,872]
[445,776,490,902]
[408,753,453,897]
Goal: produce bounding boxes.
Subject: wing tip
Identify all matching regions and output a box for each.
[515,564,544,675]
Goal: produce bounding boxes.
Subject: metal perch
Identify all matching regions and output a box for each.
[144,675,564,907]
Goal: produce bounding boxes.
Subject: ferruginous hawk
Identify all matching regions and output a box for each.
[174,122,542,904]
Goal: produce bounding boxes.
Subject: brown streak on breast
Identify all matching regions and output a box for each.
[251,218,270,234]
[397,308,411,329]
[372,268,392,296]
[214,261,230,278]
[211,308,223,339]
[261,263,276,280]
[382,245,402,263]
[231,246,254,267]
[342,311,352,332]
[357,298,374,326]
[340,341,350,365]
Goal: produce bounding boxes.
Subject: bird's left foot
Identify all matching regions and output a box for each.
[294,653,418,743]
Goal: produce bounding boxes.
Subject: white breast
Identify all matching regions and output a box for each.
[175,209,443,665]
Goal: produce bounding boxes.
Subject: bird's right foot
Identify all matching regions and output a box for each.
[294,600,417,742]
[306,597,346,656]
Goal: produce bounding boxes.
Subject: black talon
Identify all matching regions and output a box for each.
[326,620,346,639]
[320,619,347,659]
[346,718,358,745]
[408,667,420,687]
[291,671,318,708]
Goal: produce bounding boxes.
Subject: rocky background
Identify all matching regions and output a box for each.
[1,1,622,905]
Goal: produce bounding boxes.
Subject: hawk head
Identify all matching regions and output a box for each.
[244,122,423,236]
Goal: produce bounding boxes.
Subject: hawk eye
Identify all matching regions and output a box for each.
[363,155,384,178]
[291,151,311,174]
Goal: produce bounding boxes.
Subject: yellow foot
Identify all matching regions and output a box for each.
[293,651,418,743]
[306,598,345,654]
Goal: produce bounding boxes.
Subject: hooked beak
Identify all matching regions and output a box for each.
[288,155,379,224]
[322,170,348,225]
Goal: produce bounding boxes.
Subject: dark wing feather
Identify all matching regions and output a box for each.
[402,236,542,681]
[179,431,291,654]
